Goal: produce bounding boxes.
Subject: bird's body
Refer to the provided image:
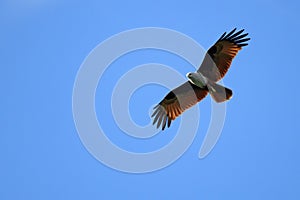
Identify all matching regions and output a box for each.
[152,28,250,130]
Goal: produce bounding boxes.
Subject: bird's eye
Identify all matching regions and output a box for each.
[186,72,192,78]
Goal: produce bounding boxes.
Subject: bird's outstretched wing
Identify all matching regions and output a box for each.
[198,28,250,81]
[152,82,208,130]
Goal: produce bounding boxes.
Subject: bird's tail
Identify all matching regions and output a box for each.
[207,81,233,103]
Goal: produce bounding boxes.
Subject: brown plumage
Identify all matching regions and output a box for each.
[152,28,250,130]
[199,28,249,81]
[152,82,208,130]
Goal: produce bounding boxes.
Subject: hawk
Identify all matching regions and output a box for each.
[152,28,250,130]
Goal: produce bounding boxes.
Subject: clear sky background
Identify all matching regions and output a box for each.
[1,0,300,199]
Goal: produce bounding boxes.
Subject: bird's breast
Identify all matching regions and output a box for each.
[192,73,208,88]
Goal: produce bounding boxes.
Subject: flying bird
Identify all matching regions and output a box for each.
[152,28,250,130]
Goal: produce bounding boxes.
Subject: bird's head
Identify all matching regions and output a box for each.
[186,72,207,88]
[186,72,192,77]
[186,72,197,82]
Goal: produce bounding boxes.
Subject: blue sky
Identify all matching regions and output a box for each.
[1,0,300,199]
